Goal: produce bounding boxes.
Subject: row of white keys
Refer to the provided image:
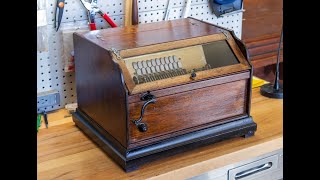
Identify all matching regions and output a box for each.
[132,56,180,70]
[135,61,183,75]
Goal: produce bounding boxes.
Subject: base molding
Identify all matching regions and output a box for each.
[72,110,257,172]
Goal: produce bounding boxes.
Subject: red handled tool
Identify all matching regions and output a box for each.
[80,0,117,30]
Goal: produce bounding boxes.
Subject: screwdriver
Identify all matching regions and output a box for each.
[42,111,49,128]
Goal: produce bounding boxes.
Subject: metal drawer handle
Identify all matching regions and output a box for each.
[132,92,156,132]
[235,162,272,179]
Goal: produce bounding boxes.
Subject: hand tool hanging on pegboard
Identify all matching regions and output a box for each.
[54,0,65,31]
[182,0,192,18]
[80,0,117,30]
[164,0,173,20]
[132,0,138,25]
[210,0,243,17]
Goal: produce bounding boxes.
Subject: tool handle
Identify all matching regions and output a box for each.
[43,111,48,128]
[102,14,117,28]
[132,0,139,25]
[89,23,97,30]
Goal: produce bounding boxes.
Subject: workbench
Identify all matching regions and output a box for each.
[37,87,283,179]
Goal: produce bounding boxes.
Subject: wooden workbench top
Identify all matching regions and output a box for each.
[37,87,283,180]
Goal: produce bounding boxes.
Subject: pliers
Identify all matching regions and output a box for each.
[80,0,117,30]
[54,0,65,31]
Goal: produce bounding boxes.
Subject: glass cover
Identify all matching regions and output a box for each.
[123,40,239,85]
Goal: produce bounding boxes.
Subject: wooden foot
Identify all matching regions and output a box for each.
[243,131,255,138]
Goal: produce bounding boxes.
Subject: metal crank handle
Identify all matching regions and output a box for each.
[132,99,156,132]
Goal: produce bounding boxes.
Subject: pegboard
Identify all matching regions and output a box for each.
[37,0,243,113]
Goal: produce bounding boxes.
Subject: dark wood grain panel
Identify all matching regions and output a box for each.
[77,18,223,50]
[128,80,247,145]
[242,0,283,79]
[251,54,283,69]
[242,0,282,41]
[248,43,282,57]
[73,35,128,147]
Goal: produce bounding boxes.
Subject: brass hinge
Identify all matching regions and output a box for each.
[108,48,122,60]
[222,31,230,40]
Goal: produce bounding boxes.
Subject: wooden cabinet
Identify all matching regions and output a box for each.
[72,18,257,171]
[242,0,283,81]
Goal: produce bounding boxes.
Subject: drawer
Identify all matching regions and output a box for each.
[228,154,279,180]
[128,79,248,145]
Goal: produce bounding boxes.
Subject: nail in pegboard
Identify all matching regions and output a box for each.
[37,0,243,113]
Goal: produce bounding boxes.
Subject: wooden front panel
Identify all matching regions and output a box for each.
[128,79,248,145]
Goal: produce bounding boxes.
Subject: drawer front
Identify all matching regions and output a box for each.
[128,79,248,145]
[228,154,279,180]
